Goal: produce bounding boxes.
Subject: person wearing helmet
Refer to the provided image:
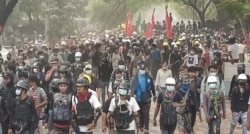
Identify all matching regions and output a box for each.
[203,76,226,134]
[162,41,171,65]
[229,64,250,99]
[58,65,74,93]
[8,80,39,134]
[72,52,84,83]
[109,81,141,134]
[48,78,72,133]
[109,60,130,83]
[131,62,156,133]
[153,77,184,134]
[71,77,101,133]
[230,74,249,134]
[99,52,113,105]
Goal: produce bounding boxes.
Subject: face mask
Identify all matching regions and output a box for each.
[208,83,217,89]
[118,65,125,70]
[118,89,128,96]
[85,70,92,75]
[190,51,195,55]
[33,68,38,73]
[15,89,21,96]
[75,57,81,62]
[39,55,44,59]
[166,86,175,92]
[139,70,146,75]
[18,66,24,70]
[209,72,217,76]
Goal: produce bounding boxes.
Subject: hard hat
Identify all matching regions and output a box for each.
[49,78,60,89]
[85,64,92,69]
[238,74,247,80]
[207,76,217,83]
[61,41,66,45]
[76,77,89,86]
[165,78,176,85]
[16,80,29,90]
[237,64,246,70]
[163,42,169,46]
[58,78,69,85]
[75,52,82,57]
[58,65,69,73]
[82,74,92,84]
[171,42,176,46]
[176,41,181,46]
[194,41,200,45]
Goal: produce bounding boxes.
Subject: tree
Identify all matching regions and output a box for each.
[87,0,162,30]
[0,0,19,35]
[178,0,213,27]
[217,0,250,42]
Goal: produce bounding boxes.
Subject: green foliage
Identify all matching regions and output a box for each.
[87,0,163,29]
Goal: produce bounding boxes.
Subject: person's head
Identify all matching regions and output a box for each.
[76,77,89,94]
[7,53,11,60]
[58,65,69,78]
[151,44,157,50]
[238,74,247,87]
[162,62,168,70]
[49,78,59,92]
[28,74,38,88]
[74,52,82,62]
[101,52,108,61]
[18,62,25,70]
[58,78,68,94]
[84,64,92,75]
[50,58,59,69]
[115,69,123,80]
[3,72,14,85]
[16,80,29,96]
[188,66,197,78]
[118,81,130,97]
[165,77,176,92]
[138,61,146,75]
[134,47,141,56]
[207,76,218,94]
[208,65,218,76]
[190,47,196,55]
[18,71,28,80]
[114,47,119,53]
[118,60,125,70]
[237,64,245,74]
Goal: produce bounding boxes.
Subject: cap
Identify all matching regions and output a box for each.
[138,63,146,70]
[85,64,92,69]
[188,66,197,72]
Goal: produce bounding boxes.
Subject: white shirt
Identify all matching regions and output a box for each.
[71,94,101,132]
[155,69,172,87]
[238,44,245,54]
[228,43,239,59]
[186,55,198,67]
[109,97,140,130]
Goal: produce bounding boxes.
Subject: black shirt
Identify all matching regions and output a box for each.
[231,86,250,112]
[102,98,113,114]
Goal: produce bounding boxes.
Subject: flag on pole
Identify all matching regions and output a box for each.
[143,8,155,38]
[165,9,173,39]
[136,12,142,36]
[125,12,133,37]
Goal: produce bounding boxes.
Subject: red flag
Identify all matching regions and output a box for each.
[125,12,133,37]
[143,9,155,38]
[165,10,173,39]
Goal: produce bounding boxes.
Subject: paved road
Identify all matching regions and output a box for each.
[40,81,245,134]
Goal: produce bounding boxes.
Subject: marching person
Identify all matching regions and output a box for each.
[8,80,38,134]
[155,61,172,91]
[203,76,226,134]
[109,81,140,134]
[153,77,185,134]
[131,61,156,133]
[71,77,102,134]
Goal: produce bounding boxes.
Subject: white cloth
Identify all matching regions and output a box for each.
[155,69,172,87]
[228,43,239,59]
[186,55,199,67]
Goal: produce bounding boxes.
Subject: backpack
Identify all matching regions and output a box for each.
[160,91,177,126]
[74,94,94,126]
[52,93,71,123]
[114,96,133,129]
[12,97,32,131]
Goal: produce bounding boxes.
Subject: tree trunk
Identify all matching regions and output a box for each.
[27,12,33,25]
[198,11,206,28]
[238,15,250,51]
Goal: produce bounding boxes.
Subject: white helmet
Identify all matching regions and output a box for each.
[207,76,217,83]
[75,52,82,57]
[165,78,176,85]
[238,74,247,80]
